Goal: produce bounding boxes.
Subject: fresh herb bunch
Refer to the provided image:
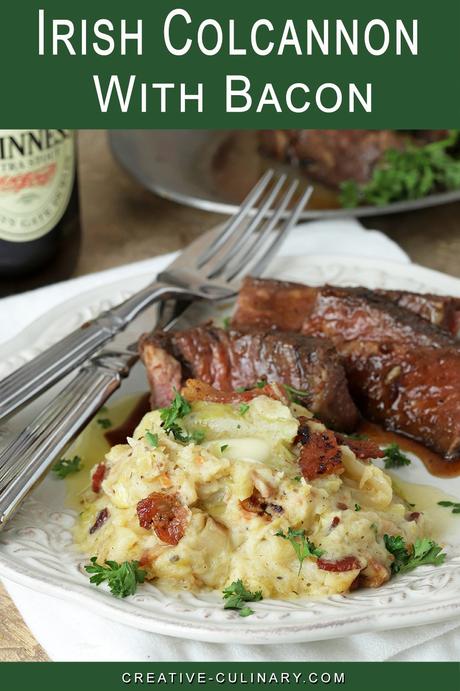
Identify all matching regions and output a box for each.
[222,579,263,617]
[382,443,411,469]
[159,390,204,445]
[384,535,446,575]
[437,500,460,515]
[275,527,324,574]
[340,131,460,208]
[52,455,82,479]
[85,557,146,598]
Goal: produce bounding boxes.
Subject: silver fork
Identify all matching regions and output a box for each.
[0,170,307,423]
[0,178,313,527]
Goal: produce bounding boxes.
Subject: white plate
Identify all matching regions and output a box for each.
[0,254,460,645]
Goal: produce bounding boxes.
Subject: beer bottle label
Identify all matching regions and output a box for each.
[0,129,75,243]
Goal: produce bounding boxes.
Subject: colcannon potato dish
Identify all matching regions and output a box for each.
[76,275,456,607]
[76,380,433,600]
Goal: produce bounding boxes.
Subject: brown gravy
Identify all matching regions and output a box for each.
[210,131,340,210]
[358,420,460,479]
[105,392,150,447]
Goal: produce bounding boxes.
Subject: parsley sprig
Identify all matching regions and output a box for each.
[97,418,112,429]
[159,391,204,445]
[438,500,460,515]
[52,455,82,479]
[384,535,446,575]
[85,557,146,598]
[275,527,325,574]
[382,443,411,469]
[222,579,263,617]
[340,131,460,208]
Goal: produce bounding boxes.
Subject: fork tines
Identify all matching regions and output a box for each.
[198,171,313,283]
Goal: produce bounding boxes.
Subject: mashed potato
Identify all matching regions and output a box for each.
[76,393,424,598]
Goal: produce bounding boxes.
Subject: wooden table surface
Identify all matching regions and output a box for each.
[1,130,459,662]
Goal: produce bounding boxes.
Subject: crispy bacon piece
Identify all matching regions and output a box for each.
[136,492,188,545]
[240,488,283,518]
[296,423,344,481]
[335,434,384,460]
[91,463,106,494]
[181,378,289,405]
[89,508,109,534]
[317,556,361,572]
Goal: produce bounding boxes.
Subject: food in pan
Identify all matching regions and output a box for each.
[77,381,442,602]
[258,129,460,207]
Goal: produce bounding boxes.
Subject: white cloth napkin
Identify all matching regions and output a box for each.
[1,218,458,661]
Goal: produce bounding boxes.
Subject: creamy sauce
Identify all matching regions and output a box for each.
[66,395,460,540]
[64,393,149,507]
[209,131,340,210]
[388,475,459,542]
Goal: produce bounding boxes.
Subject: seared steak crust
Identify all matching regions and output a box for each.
[376,289,460,338]
[346,343,460,459]
[139,325,359,432]
[233,277,460,458]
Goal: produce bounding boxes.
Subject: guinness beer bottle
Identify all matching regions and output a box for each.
[0,129,81,295]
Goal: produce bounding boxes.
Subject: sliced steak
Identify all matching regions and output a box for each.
[139,325,359,432]
[233,278,456,348]
[346,343,460,459]
[233,278,460,458]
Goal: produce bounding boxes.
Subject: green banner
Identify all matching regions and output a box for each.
[0,662,459,689]
[1,0,458,127]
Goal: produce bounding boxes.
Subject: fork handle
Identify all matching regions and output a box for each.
[0,281,188,423]
[0,352,135,527]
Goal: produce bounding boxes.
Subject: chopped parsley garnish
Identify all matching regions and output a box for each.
[190,429,205,444]
[275,527,325,575]
[223,316,231,330]
[340,131,460,208]
[239,403,250,416]
[293,475,302,483]
[382,443,411,469]
[437,500,460,514]
[159,390,203,444]
[145,431,159,447]
[284,384,309,404]
[52,455,82,479]
[222,579,263,617]
[355,504,361,512]
[97,418,112,429]
[220,444,229,452]
[85,557,146,598]
[384,534,446,575]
